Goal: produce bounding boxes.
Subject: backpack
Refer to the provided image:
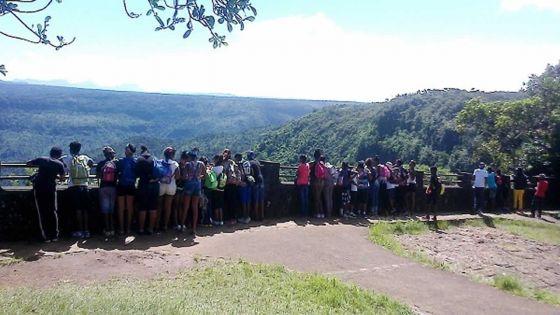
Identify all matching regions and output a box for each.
[101,160,117,183]
[380,165,391,178]
[119,158,136,186]
[152,159,167,180]
[204,169,218,189]
[159,160,174,184]
[217,171,228,189]
[315,162,327,180]
[184,161,201,181]
[70,155,90,185]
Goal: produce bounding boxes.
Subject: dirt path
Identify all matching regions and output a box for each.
[1,217,558,315]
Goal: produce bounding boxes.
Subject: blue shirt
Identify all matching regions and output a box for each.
[487,172,497,189]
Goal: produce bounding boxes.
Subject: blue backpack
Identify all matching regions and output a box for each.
[159,160,174,184]
[152,159,168,180]
[119,157,136,186]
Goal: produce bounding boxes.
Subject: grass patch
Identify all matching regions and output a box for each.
[0,261,413,315]
[369,221,449,270]
[492,218,560,245]
[0,256,22,266]
[493,274,560,305]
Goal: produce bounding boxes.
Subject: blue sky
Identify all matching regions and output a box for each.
[2,0,560,101]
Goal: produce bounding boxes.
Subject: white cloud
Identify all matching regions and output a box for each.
[501,0,560,13]
[5,13,560,102]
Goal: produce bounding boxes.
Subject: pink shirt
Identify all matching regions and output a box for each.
[296,163,310,185]
[535,180,549,198]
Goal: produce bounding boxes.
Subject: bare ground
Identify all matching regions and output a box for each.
[396,224,560,294]
[0,217,558,315]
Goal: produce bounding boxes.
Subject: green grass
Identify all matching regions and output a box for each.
[491,218,560,245]
[368,221,449,270]
[0,256,22,266]
[368,218,560,306]
[0,261,413,315]
[493,274,560,305]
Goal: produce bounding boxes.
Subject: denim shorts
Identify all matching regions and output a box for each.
[183,180,201,197]
[98,186,116,214]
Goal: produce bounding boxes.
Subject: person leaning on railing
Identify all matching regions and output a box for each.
[26,147,66,243]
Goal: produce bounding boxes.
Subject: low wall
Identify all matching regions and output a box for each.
[0,162,558,241]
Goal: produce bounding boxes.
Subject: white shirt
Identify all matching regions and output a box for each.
[473,168,488,188]
[213,165,224,175]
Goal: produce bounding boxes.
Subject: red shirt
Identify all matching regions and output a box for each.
[535,180,549,198]
[296,163,310,185]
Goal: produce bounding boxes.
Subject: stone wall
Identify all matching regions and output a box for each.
[0,162,557,241]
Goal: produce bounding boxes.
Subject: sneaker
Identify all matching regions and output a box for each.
[72,231,84,238]
[175,224,182,231]
[181,225,187,232]
[44,239,51,243]
[245,217,251,224]
[51,238,58,242]
[104,230,112,237]
[219,221,224,226]
[83,231,91,238]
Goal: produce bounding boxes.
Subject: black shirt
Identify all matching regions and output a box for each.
[249,160,263,184]
[27,157,65,191]
[136,153,154,185]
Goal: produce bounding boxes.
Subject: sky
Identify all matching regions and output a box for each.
[1,0,560,102]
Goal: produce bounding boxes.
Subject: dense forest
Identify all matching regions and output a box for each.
[255,89,524,171]
[2,61,558,178]
[0,82,347,161]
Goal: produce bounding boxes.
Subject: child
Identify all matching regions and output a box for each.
[531,174,549,219]
[337,162,352,217]
[425,166,441,221]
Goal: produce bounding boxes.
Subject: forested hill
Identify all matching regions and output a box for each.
[255,89,526,170]
[0,82,352,160]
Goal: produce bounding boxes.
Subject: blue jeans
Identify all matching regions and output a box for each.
[298,185,309,217]
[370,180,380,214]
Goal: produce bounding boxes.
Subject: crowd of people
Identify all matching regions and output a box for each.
[27,141,264,242]
[26,144,550,243]
[295,150,550,222]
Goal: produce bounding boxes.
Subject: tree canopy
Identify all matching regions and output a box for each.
[456,62,560,175]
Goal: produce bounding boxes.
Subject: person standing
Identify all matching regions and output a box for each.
[235,153,252,224]
[116,143,136,235]
[222,149,240,224]
[179,149,206,234]
[158,147,180,231]
[309,149,325,218]
[96,146,118,237]
[27,147,65,242]
[512,167,528,213]
[135,145,159,235]
[295,154,310,217]
[322,158,336,218]
[248,151,265,221]
[496,169,511,212]
[531,174,549,219]
[425,166,441,221]
[486,167,497,211]
[472,162,488,215]
[61,141,94,238]
[405,160,417,218]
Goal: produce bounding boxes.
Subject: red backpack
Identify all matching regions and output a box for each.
[315,162,327,179]
[101,160,116,183]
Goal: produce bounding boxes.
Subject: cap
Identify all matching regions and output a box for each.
[164,146,176,154]
[247,150,256,159]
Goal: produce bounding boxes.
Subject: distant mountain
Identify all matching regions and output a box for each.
[0,82,358,161]
[254,89,526,170]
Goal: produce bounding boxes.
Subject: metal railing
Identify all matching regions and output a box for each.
[0,161,98,188]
